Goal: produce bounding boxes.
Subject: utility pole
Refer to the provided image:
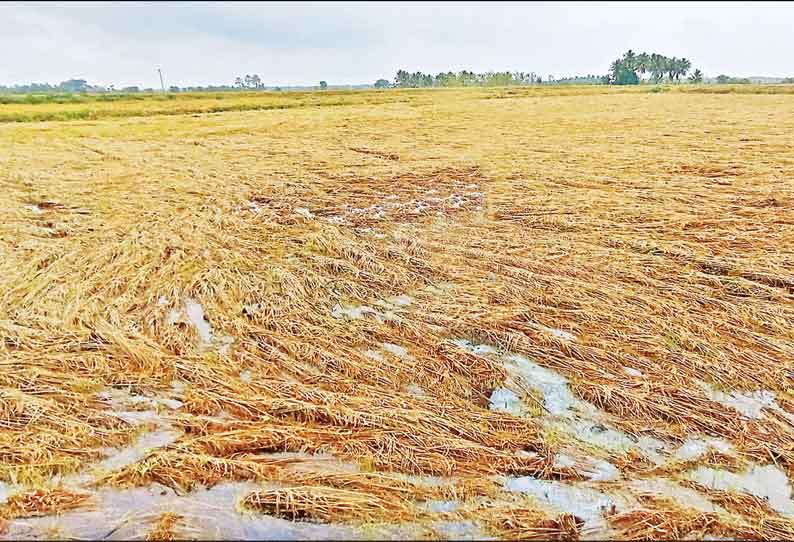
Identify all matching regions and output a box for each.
[157,68,166,93]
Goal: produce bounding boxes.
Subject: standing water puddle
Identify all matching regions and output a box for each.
[503,476,625,537]
[166,297,234,355]
[2,482,363,540]
[686,464,794,517]
[452,338,668,468]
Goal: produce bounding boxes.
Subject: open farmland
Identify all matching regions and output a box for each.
[2,85,794,539]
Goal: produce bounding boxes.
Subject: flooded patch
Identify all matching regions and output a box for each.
[424,282,456,296]
[170,380,187,394]
[451,339,499,356]
[95,429,181,473]
[331,303,399,324]
[431,519,493,540]
[184,299,213,345]
[452,340,671,465]
[629,478,722,513]
[488,387,526,417]
[381,342,411,359]
[216,335,234,356]
[294,207,315,219]
[405,383,425,397]
[554,453,620,482]
[674,437,734,461]
[387,294,412,307]
[622,366,643,378]
[166,298,232,355]
[539,325,576,342]
[2,482,362,540]
[109,409,162,426]
[98,388,184,415]
[504,476,622,534]
[423,500,460,513]
[503,354,575,416]
[686,464,794,516]
[699,381,778,419]
[331,303,376,320]
[0,481,11,504]
[363,349,385,362]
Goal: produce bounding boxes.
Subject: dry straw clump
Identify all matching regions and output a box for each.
[241,486,414,522]
[145,512,184,541]
[0,488,93,520]
[462,500,584,540]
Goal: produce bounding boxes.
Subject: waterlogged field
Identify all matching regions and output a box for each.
[1,86,794,539]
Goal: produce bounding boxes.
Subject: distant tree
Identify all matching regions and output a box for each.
[678,58,692,81]
[623,49,637,73]
[374,78,390,88]
[688,69,703,83]
[782,77,794,84]
[649,53,665,83]
[234,77,244,89]
[250,74,262,89]
[394,70,409,87]
[636,52,650,80]
[122,86,140,93]
[608,56,639,85]
[169,85,180,92]
[715,74,751,84]
[58,79,89,93]
[319,80,328,90]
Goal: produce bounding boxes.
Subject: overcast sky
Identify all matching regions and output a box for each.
[3,1,793,88]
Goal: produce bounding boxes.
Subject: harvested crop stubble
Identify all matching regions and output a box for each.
[0,488,93,519]
[2,85,794,536]
[145,512,184,541]
[608,493,794,540]
[679,481,794,539]
[462,500,584,540]
[241,486,414,522]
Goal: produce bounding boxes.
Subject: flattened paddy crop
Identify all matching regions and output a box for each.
[1,86,794,539]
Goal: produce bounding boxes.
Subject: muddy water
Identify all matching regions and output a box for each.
[687,464,794,517]
[452,338,663,470]
[2,482,363,540]
[451,336,794,534]
[504,476,626,538]
[166,297,234,355]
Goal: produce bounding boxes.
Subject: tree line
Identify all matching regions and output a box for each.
[391,70,545,88]
[3,57,794,95]
[0,79,114,94]
[606,50,701,85]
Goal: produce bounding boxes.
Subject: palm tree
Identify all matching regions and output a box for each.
[688,69,703,83]
[623,49,638,73]
[679,58,692,81]
[637,53,650,81]
[649,54,664,83]
[394,70,409,87]
[666,57,677,82]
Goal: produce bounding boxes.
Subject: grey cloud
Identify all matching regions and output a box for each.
[1,1,793,88]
